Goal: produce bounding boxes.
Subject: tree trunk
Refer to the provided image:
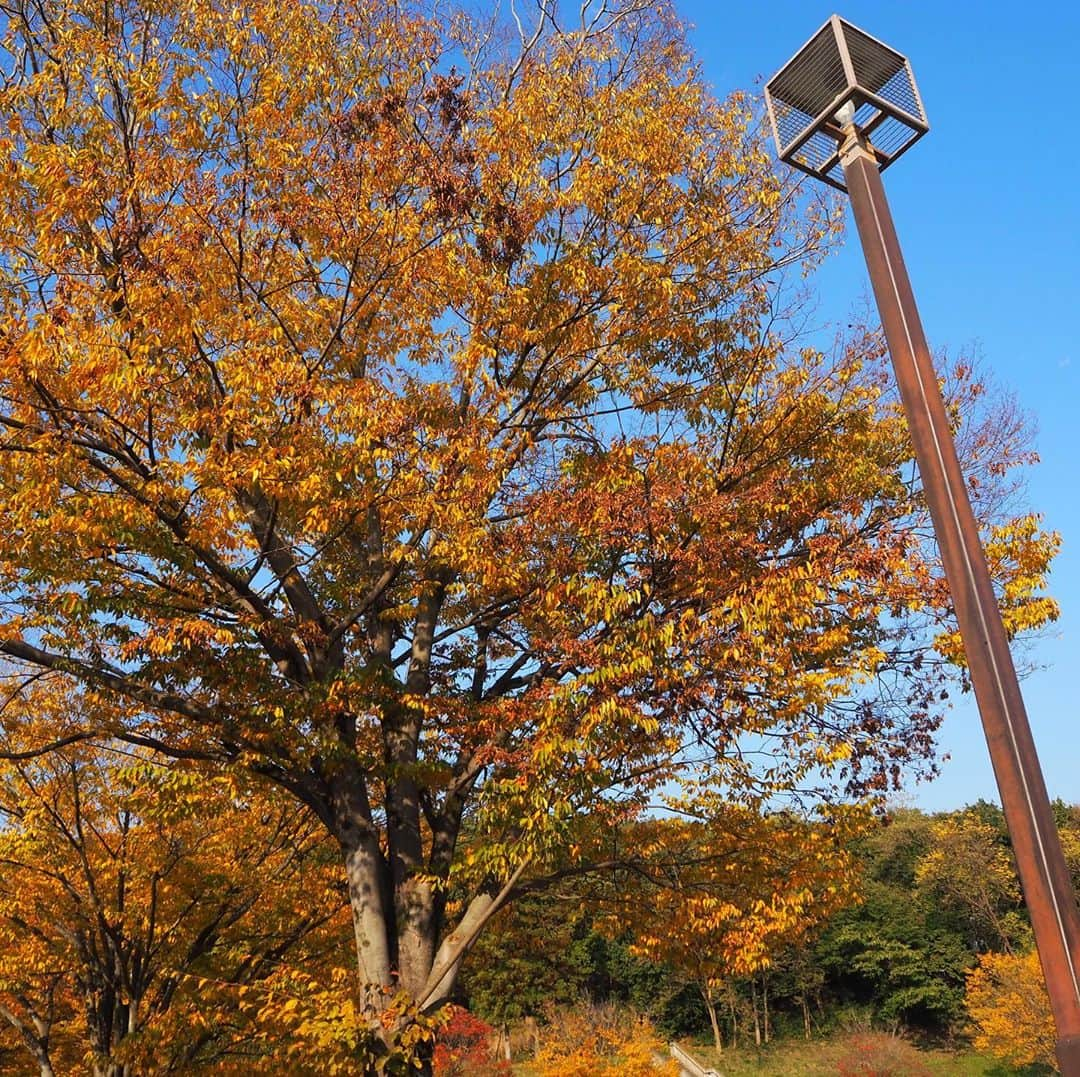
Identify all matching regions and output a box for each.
[762,975,771,1044]
[801,994,811,1040]
[496,1024,511,1061]
[341,832,394,993]
[750,979,761,1047]
[422,887,499,1007]
[330,772,395,999]
[702,985,723,1054]
[395,876,439,1000]
[331,779,447,1077]
[525,1016,539,1054]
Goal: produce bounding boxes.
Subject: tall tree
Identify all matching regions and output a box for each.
[0,0,1057,1062]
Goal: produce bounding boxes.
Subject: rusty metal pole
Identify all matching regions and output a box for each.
[839,128,1080,1074]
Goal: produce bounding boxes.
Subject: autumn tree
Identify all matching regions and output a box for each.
[0,681,350,1075]
[914,810,1026,954]
[596,808,866,1053]
[0,0,1058,1065]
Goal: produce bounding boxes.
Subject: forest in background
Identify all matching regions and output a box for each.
[454,799,1073,1073]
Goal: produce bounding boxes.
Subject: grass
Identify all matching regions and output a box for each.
[672,1034,1053,1077]
[509,1037,1051,1076]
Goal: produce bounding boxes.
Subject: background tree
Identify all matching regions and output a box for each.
[0,680,350,1075]
[596,808,866,1053]
[811,803,1078,1038]
[472,803,1078,1054]
[914,809,1027,954]
[0,0,1058,1063]
[814,809,974,1033]
[965,949,1057,1071]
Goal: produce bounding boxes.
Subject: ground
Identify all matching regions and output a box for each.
[674,1034,1054,1076]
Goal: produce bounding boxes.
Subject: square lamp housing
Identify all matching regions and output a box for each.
[764,15,928,191]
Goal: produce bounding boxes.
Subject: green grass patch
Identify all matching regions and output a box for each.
[675,1033,1051,1076]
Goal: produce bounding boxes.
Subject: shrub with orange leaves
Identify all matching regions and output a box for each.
[829,1028,933,1075]
[834,1031,932,1077]
[530,1004,678,1077]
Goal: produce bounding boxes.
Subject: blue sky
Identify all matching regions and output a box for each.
[673,1,1079,811]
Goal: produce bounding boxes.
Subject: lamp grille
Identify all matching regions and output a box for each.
[764,16,928,191]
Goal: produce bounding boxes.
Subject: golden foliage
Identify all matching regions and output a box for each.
[600,806,867,988]
[0,681,350,1074]
[192,969,443,1076]
[914,813,1023,952]
[965,949,1057,1071]
[531,1004,678,1077]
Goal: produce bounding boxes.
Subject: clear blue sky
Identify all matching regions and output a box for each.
[674,1,1080,811]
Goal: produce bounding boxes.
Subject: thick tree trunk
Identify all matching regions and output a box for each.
[330,772,395,996]
[340,828,394,992]
[390,574,450,1000]
[395,877,438,1000]
[750,979,761,1047]
[331,772,444,1077]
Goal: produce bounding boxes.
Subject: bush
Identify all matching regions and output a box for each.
[965,950,1057,1072]
[834,1031,932,1077]
[530,1003,678,1077]
[432,1006,511,1077]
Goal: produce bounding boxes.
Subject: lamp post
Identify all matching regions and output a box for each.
[764,16,1080,1073]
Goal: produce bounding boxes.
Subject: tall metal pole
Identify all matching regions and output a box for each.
[840,128,1080,1074]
